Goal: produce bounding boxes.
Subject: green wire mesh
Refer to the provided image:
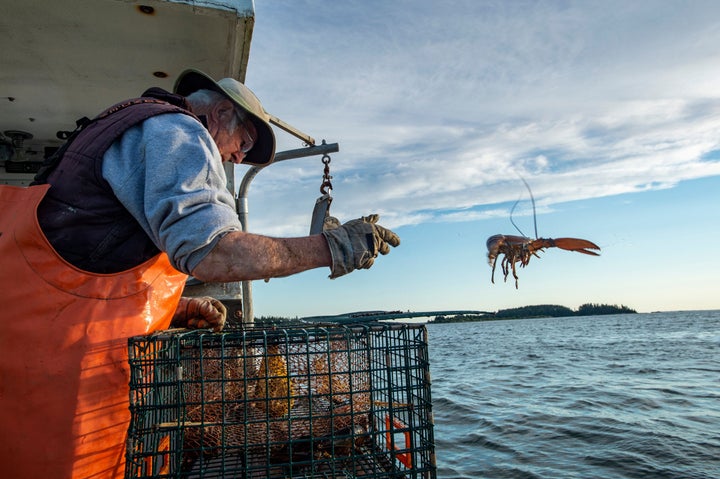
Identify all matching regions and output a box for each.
[126,322,436,479]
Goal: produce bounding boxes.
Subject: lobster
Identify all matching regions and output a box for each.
[487,179,600,288]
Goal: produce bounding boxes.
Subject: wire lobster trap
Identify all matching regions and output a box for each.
[126,322,436,478]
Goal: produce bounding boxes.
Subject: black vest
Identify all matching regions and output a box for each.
[35,89,200,273]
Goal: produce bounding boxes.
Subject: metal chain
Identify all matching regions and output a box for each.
[320,153,333,194]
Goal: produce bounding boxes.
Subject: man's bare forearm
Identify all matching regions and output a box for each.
[190,231,332,282]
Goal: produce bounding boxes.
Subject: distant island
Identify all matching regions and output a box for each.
[250,303,638,327]
[431,303,637,323]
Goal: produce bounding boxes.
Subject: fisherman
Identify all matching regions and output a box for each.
[0,70,399,479]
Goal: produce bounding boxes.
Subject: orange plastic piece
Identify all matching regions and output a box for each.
[385,415,413,468]
[157,435,172,475]
[0,185,187,479]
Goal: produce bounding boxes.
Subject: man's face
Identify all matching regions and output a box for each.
[215,113,257,164]
[208,100,258,164]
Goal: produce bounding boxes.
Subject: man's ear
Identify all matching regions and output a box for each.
[210,99,236,125]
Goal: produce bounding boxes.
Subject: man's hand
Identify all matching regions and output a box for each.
[322,214,400,278]
[171,296,227,332]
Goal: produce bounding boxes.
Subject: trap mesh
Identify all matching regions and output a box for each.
[126,322,436,479]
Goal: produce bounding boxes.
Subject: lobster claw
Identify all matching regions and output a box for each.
[550,238,601,256]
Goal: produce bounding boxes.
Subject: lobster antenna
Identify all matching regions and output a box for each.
[519,176,539,238]
[509,197,527,237]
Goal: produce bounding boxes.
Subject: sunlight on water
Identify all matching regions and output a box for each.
[426,311,720,479]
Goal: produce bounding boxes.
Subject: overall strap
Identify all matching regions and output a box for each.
[32,89,195,184]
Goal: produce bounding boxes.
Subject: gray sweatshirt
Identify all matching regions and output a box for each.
[102,112,242,274]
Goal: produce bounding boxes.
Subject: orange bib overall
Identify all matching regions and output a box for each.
[0,185,187,479]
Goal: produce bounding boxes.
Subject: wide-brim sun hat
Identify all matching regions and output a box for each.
[174,69,275,166]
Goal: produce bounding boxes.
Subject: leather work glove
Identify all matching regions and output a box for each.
[171,296,227,332]
[322,214,400,279]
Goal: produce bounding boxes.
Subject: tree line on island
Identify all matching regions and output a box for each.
[431,303,637,323]
[251,303,636,327]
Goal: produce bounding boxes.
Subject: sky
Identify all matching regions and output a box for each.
[237,0,720,318]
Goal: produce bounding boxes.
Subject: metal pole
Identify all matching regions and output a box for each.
[238,141,339,325]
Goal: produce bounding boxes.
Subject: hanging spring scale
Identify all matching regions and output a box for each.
[309,153,334,235]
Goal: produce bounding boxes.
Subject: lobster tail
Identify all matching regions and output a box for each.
[550,238,601,256]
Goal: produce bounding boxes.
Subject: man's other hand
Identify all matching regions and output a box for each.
[171,296,227,332]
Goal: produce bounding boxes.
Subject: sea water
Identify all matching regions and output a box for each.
[426,311,720,479]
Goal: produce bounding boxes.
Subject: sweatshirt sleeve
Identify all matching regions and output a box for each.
[102,113,242,274]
